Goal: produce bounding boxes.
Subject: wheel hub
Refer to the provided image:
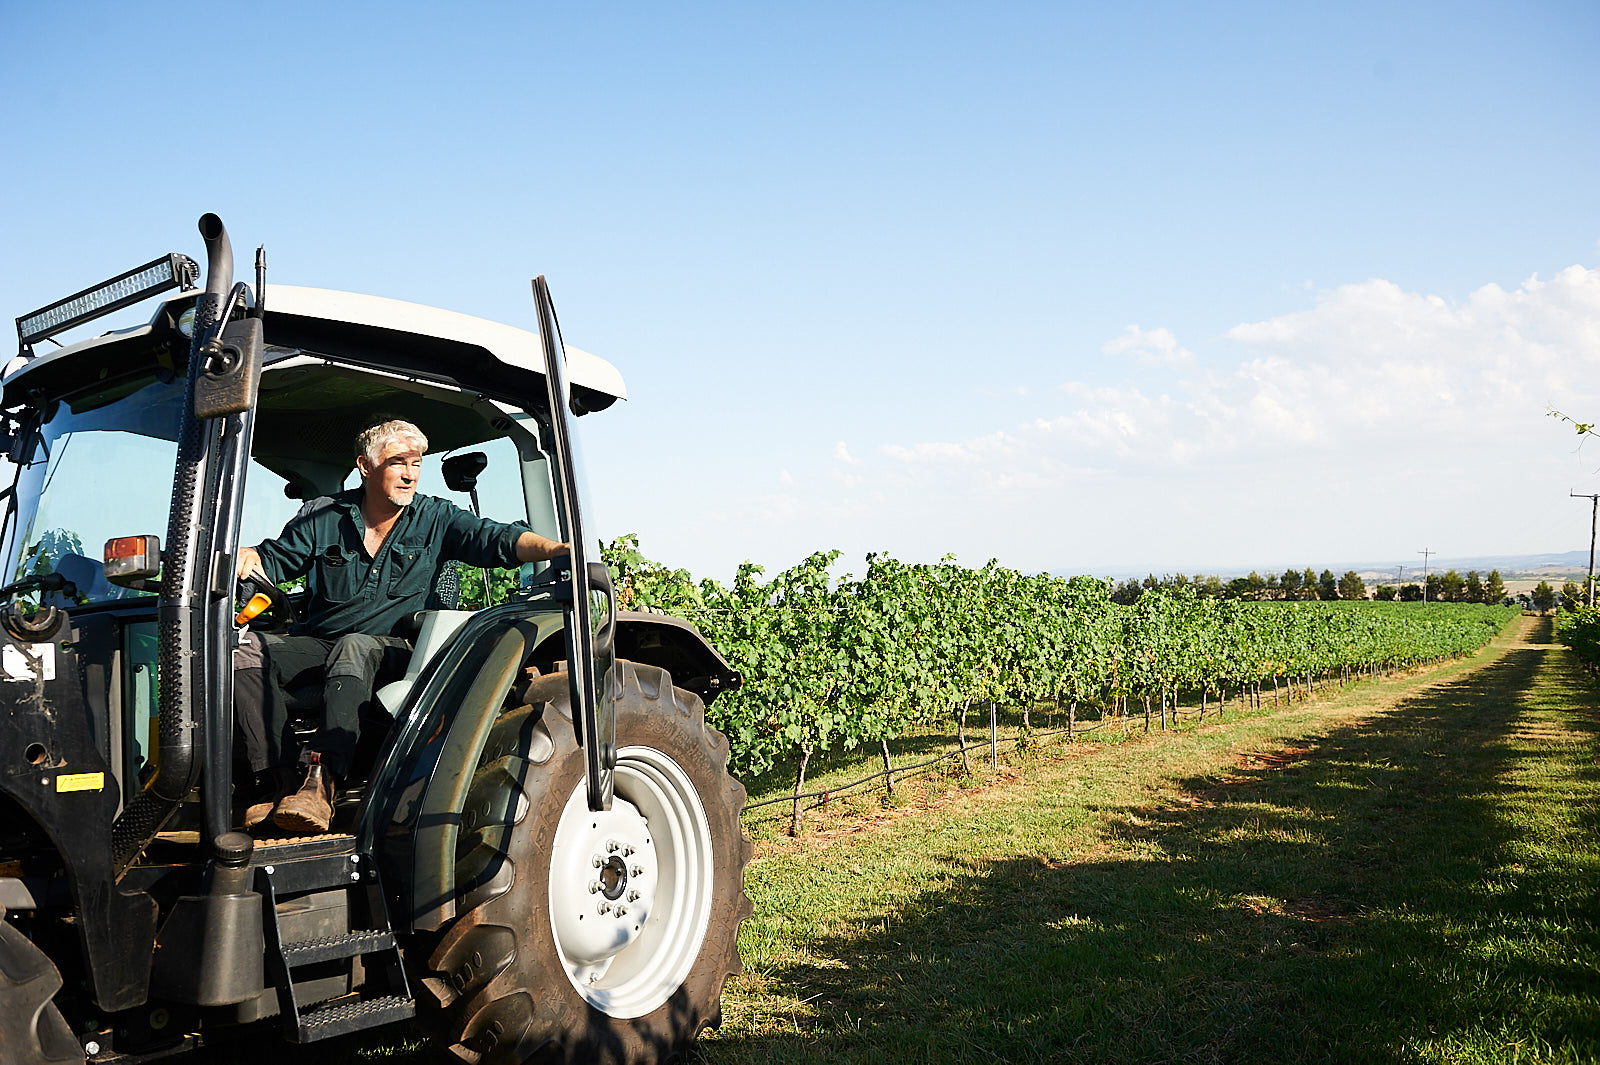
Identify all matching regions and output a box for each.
[597,855,629,900]
[549,791,656,978]
[547,745,716,1018]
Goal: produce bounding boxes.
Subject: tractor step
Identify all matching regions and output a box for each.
[250,832,359,862]
[299,993,416,1041]
[256,851,415,1043]
[281,929,398,967]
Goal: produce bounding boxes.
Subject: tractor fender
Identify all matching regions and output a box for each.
[359,605,740,936]
[358,602,560,936]
[612,611,743,706]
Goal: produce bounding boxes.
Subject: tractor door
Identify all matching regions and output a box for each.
[532,276,618,812]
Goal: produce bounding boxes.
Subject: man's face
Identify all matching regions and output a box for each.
[360,440,424,508]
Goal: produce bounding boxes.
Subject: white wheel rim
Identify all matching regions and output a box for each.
[547,745,715,1018]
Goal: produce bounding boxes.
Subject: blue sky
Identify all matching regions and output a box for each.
[3,2,1598,582]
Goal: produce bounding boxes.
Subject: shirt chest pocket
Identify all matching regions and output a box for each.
[387,543,431,599]
[315,546,364,604]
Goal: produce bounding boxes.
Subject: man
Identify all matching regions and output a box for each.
[237,418,568,834]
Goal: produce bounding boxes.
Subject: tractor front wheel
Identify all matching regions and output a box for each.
[421,660,751,1064]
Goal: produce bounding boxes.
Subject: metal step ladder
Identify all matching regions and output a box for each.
[254,836,415,1042]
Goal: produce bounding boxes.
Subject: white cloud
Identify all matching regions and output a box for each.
[1102,325,1195,367]
[661,267,1600,578]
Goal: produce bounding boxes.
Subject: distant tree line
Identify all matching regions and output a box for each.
[1527,578,1596,614]
[1110,567,1511,606]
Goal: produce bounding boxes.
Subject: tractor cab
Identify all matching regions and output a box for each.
[2,277,625,817]
[0,216,747,1065]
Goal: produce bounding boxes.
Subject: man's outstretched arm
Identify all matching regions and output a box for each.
[514,532,569,564]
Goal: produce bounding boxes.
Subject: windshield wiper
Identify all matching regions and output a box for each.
[0,571,75,602]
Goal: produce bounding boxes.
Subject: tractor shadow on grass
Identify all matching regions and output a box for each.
[705,620,1600,1065]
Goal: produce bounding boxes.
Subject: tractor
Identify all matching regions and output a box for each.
[0,214,751,1064]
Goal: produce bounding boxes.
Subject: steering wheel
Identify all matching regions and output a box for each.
[235,577,293,632]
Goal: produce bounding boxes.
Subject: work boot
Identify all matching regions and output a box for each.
[272,760,338,835]
[240,767,296,832]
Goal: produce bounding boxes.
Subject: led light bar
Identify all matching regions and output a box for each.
[16,253,199,348]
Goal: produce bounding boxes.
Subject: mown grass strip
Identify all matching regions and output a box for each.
[702,615,1600,1064]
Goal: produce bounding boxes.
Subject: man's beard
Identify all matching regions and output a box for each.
[386,487,414,507]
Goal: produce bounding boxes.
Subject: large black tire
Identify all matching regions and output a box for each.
[419,659,752,1064]
[0,917,83,1064]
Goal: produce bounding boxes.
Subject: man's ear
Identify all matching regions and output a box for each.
[354,454,372,479]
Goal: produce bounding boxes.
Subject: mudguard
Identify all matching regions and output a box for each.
[358,605,739,935]
[359,601,566,934]
[613,612,743,706]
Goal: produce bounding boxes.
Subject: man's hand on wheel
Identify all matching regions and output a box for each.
[237,545,269,582]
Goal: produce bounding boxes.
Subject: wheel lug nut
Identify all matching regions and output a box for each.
[598,902,611,914]
[591,855,602,868]
[631,865,643,877]
[614,905,627,917]
[622,845,634,856]
[588,881,601,894]
[626,890,639,902]
[606,840,620,853]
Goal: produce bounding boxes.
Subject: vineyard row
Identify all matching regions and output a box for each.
[599,538,1519,801]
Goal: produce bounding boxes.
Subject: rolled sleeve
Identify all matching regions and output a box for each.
[438,501,528,570]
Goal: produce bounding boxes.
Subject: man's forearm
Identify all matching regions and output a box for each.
[514,532,570,563]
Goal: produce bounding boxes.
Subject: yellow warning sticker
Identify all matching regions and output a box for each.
[55,772,104,793]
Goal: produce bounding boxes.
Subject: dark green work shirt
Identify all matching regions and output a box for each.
[255,489,528,638]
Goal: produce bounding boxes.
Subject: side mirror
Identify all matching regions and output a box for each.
[105,535,162,591]
[193,317,264,419]
[442,451,488,493]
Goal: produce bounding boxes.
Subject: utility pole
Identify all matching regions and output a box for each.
[1572,492,1599,607]
[1419,548,1434,602]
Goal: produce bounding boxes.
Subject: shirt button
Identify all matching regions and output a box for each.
[371,568,378,576]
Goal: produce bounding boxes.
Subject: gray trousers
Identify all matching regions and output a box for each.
[235,630,411,780]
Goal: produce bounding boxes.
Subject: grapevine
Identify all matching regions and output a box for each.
[601,539,1518,791]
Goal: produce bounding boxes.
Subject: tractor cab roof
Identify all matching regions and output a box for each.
[3,284,628,499]
[4,284,627,411]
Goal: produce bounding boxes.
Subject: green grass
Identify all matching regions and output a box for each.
[701,615,1600,1063]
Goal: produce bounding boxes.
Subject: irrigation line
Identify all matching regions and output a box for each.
[739,717,1126,819]
[736,652,1493,826]
[740,684,1350,823]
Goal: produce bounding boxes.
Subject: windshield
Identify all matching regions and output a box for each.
[4,347,566,611]
[6,373,185,606]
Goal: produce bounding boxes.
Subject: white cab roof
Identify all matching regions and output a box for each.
[267,285,627,400]
[5,285,627,401]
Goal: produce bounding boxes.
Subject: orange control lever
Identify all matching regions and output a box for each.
[235,592,273,626]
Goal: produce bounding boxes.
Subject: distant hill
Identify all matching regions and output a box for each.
[1076,551,1595,584]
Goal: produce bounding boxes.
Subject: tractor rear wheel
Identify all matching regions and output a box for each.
[420,660,751,1064]
[0,917,83,1064]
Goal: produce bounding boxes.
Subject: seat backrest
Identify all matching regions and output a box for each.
[375,609,475,716]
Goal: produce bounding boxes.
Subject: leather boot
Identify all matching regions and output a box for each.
[273,760,338,835]
[241,767,296,832]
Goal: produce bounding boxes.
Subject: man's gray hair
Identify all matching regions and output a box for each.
[355,419,429,465]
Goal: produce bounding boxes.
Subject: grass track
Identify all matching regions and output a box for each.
[702,615,1600,1064]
